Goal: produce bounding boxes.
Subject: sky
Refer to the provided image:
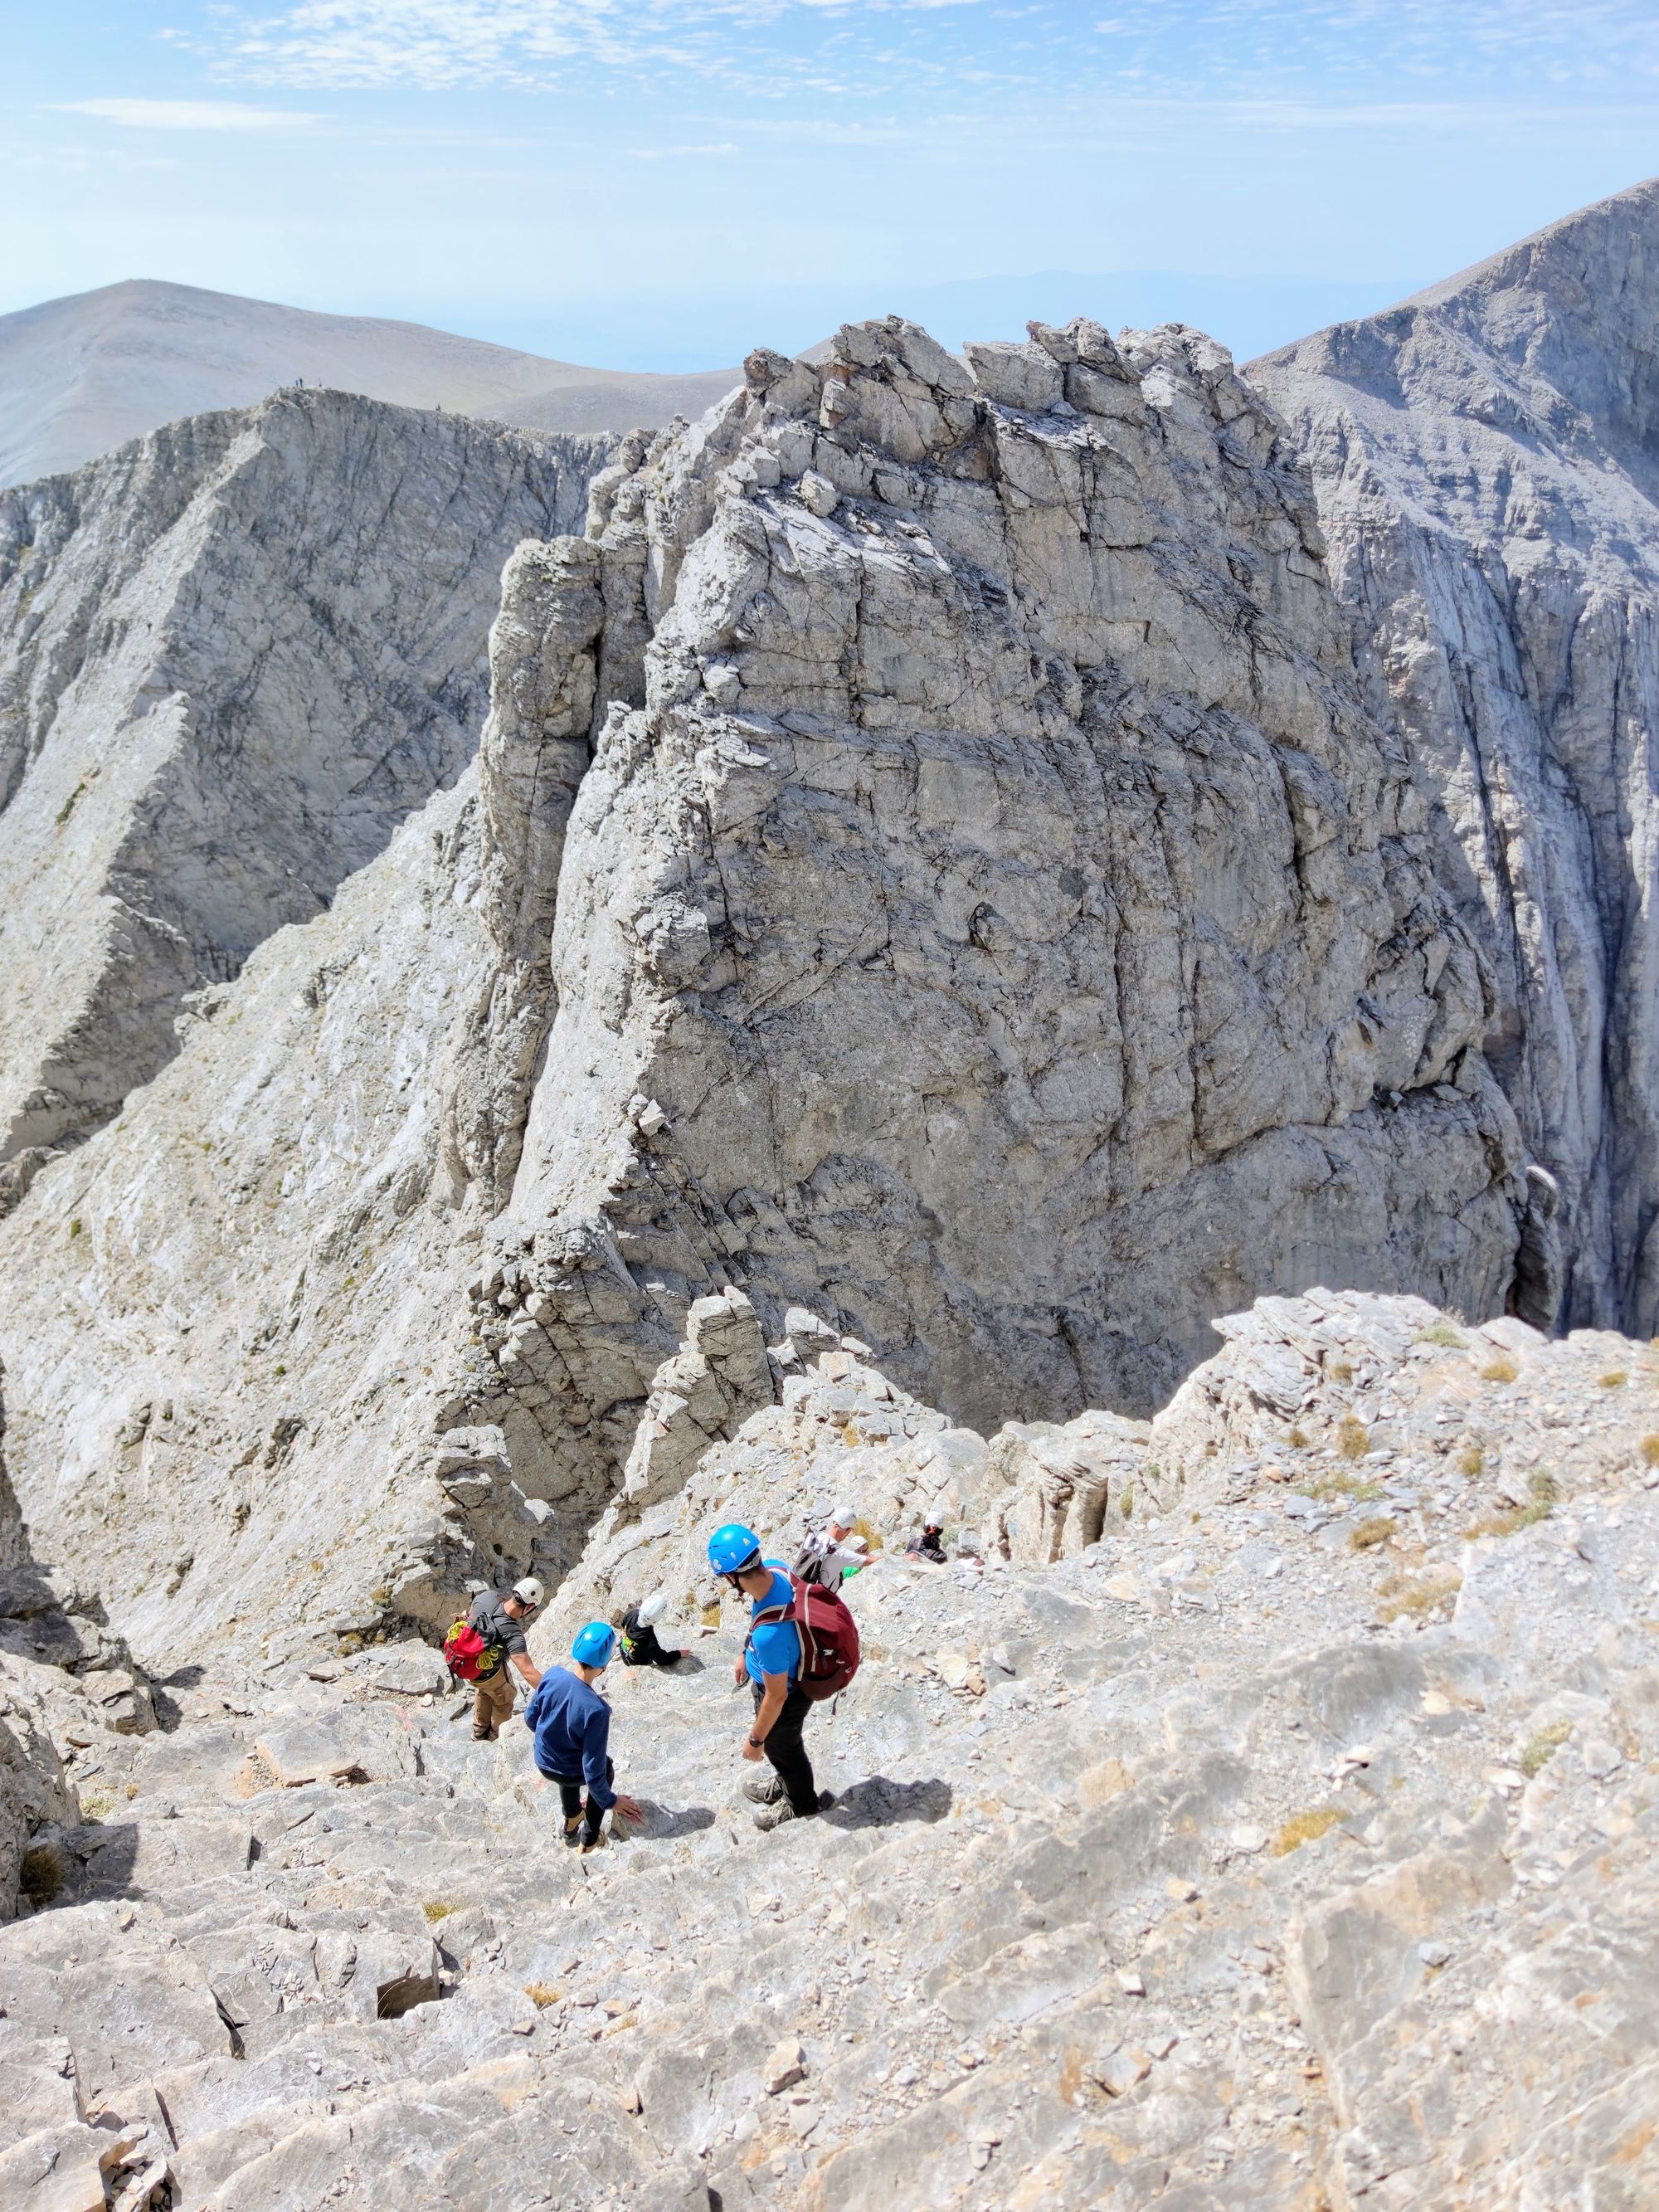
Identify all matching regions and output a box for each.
[7,1,1659,368]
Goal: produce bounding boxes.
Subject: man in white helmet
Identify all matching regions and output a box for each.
[466,1576,545,1742]
[618,1591,685,1669]
[795,1503,868,1596]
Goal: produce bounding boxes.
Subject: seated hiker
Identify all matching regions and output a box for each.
[465,1576,544,1741]
[795,1502,868,1595]
[524,1622,641,1853]
[906,1520,947,1566]
[619,1591,684,1669]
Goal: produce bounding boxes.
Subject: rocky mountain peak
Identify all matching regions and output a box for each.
[1,209,1658,2208]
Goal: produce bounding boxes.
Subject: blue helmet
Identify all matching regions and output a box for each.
[708,1522,762,1576]
[572,1621,617,1668]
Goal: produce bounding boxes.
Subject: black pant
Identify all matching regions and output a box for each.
[550,1758,613,1842]
[752,1682,817,1815]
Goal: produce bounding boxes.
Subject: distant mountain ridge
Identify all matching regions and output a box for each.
[0,278,742,486]
[1250,173,1659,1338]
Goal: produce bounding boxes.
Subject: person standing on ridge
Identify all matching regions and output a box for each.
[466,1576,545,1741]
[524,1622,642,1851]
[708,1523,830,1832]
[619,1592,685,1669]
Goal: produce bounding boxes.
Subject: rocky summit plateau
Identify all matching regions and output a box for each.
[0,180,1657,2212]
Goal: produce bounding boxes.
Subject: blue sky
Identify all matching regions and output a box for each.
[8,2,1659,367]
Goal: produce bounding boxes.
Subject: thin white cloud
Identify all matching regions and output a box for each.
[184,0,1659,100]
[52,97,322,130]
[629,140,739,157]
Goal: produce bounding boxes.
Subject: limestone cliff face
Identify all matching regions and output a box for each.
[1252,178,1659,1337]
[0,774,533,1671]
[471,313,1531,1488]
[0,391,610,1204]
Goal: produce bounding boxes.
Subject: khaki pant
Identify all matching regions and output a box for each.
[473,1666,515,1740]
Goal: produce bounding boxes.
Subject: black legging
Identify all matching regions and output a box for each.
[752,1682,818,1815]
[550,1758,614,1842]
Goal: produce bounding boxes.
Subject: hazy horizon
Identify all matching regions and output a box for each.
[9,2,1659,378]
[6,266,1428,378]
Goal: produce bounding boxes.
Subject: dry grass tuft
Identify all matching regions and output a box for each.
[1520,1718,1573,1778]
[1466,1501,1552,1540]
[1326,1357,1354,1384]
[1298,1468,1384,1503]
[1480,1352,1520,1385]
[1598,1372,1628,1389]
[1336,1413,1371,1461]
[1350,1515,1398,1552]
[1377,1567,1462,1624]
[1642,1435,1659,1468]
[1457,1445,1484,1478]
[1415,1323,1467,1349]
[1286,1427,1310,1449]
[421,1899,460,1924]
[523,1983,562,2009]
[1273,1806,1344,1856]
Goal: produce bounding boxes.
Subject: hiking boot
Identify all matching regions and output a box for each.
[562,1816,584,1849]
[471,1726,498,1743]
[742,1772,786,1805]
[752,1796,817,1833]
[580,1828,608,1855]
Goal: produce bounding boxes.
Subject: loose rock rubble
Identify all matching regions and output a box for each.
[2,1291,1654,2208]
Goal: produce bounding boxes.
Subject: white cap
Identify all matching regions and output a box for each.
[830,1503,857,1527]
[637,1592,667,1625]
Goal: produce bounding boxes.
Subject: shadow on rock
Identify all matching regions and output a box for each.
[622,1799,716,1841]
[149,1661,205,1731]
[824,1775,953,1830]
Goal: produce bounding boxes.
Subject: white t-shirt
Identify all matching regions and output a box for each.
[799,1529,866,1593]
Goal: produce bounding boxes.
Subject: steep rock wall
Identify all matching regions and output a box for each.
[0,775,527,1670]
[0,392,611,1202]
[468,313,1533,1488]
[1251,177,1659,1336]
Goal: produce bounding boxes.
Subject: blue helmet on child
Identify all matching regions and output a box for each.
[572,1621,617,1668]
[708,1523,762,1576]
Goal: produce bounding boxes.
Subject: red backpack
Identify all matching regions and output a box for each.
[750,1574,860,1702]
[442,1618,503,1681]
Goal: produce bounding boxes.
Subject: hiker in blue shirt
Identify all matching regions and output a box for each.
[707,1523,827,1832]
[523,1623,641,1853]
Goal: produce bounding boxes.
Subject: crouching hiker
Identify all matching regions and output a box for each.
[524,1622,641,1854]
[906,1520,947,1566]
[619,1592,685,1669]
[707,1523,859,1834]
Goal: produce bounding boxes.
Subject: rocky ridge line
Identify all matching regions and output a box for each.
[459,309,1541,1547]
[0,388,612,1206]
[1252,173,1659,1339]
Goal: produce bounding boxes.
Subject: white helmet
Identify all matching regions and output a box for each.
[513,1576,546,1610]
[637,1592,668,1625]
